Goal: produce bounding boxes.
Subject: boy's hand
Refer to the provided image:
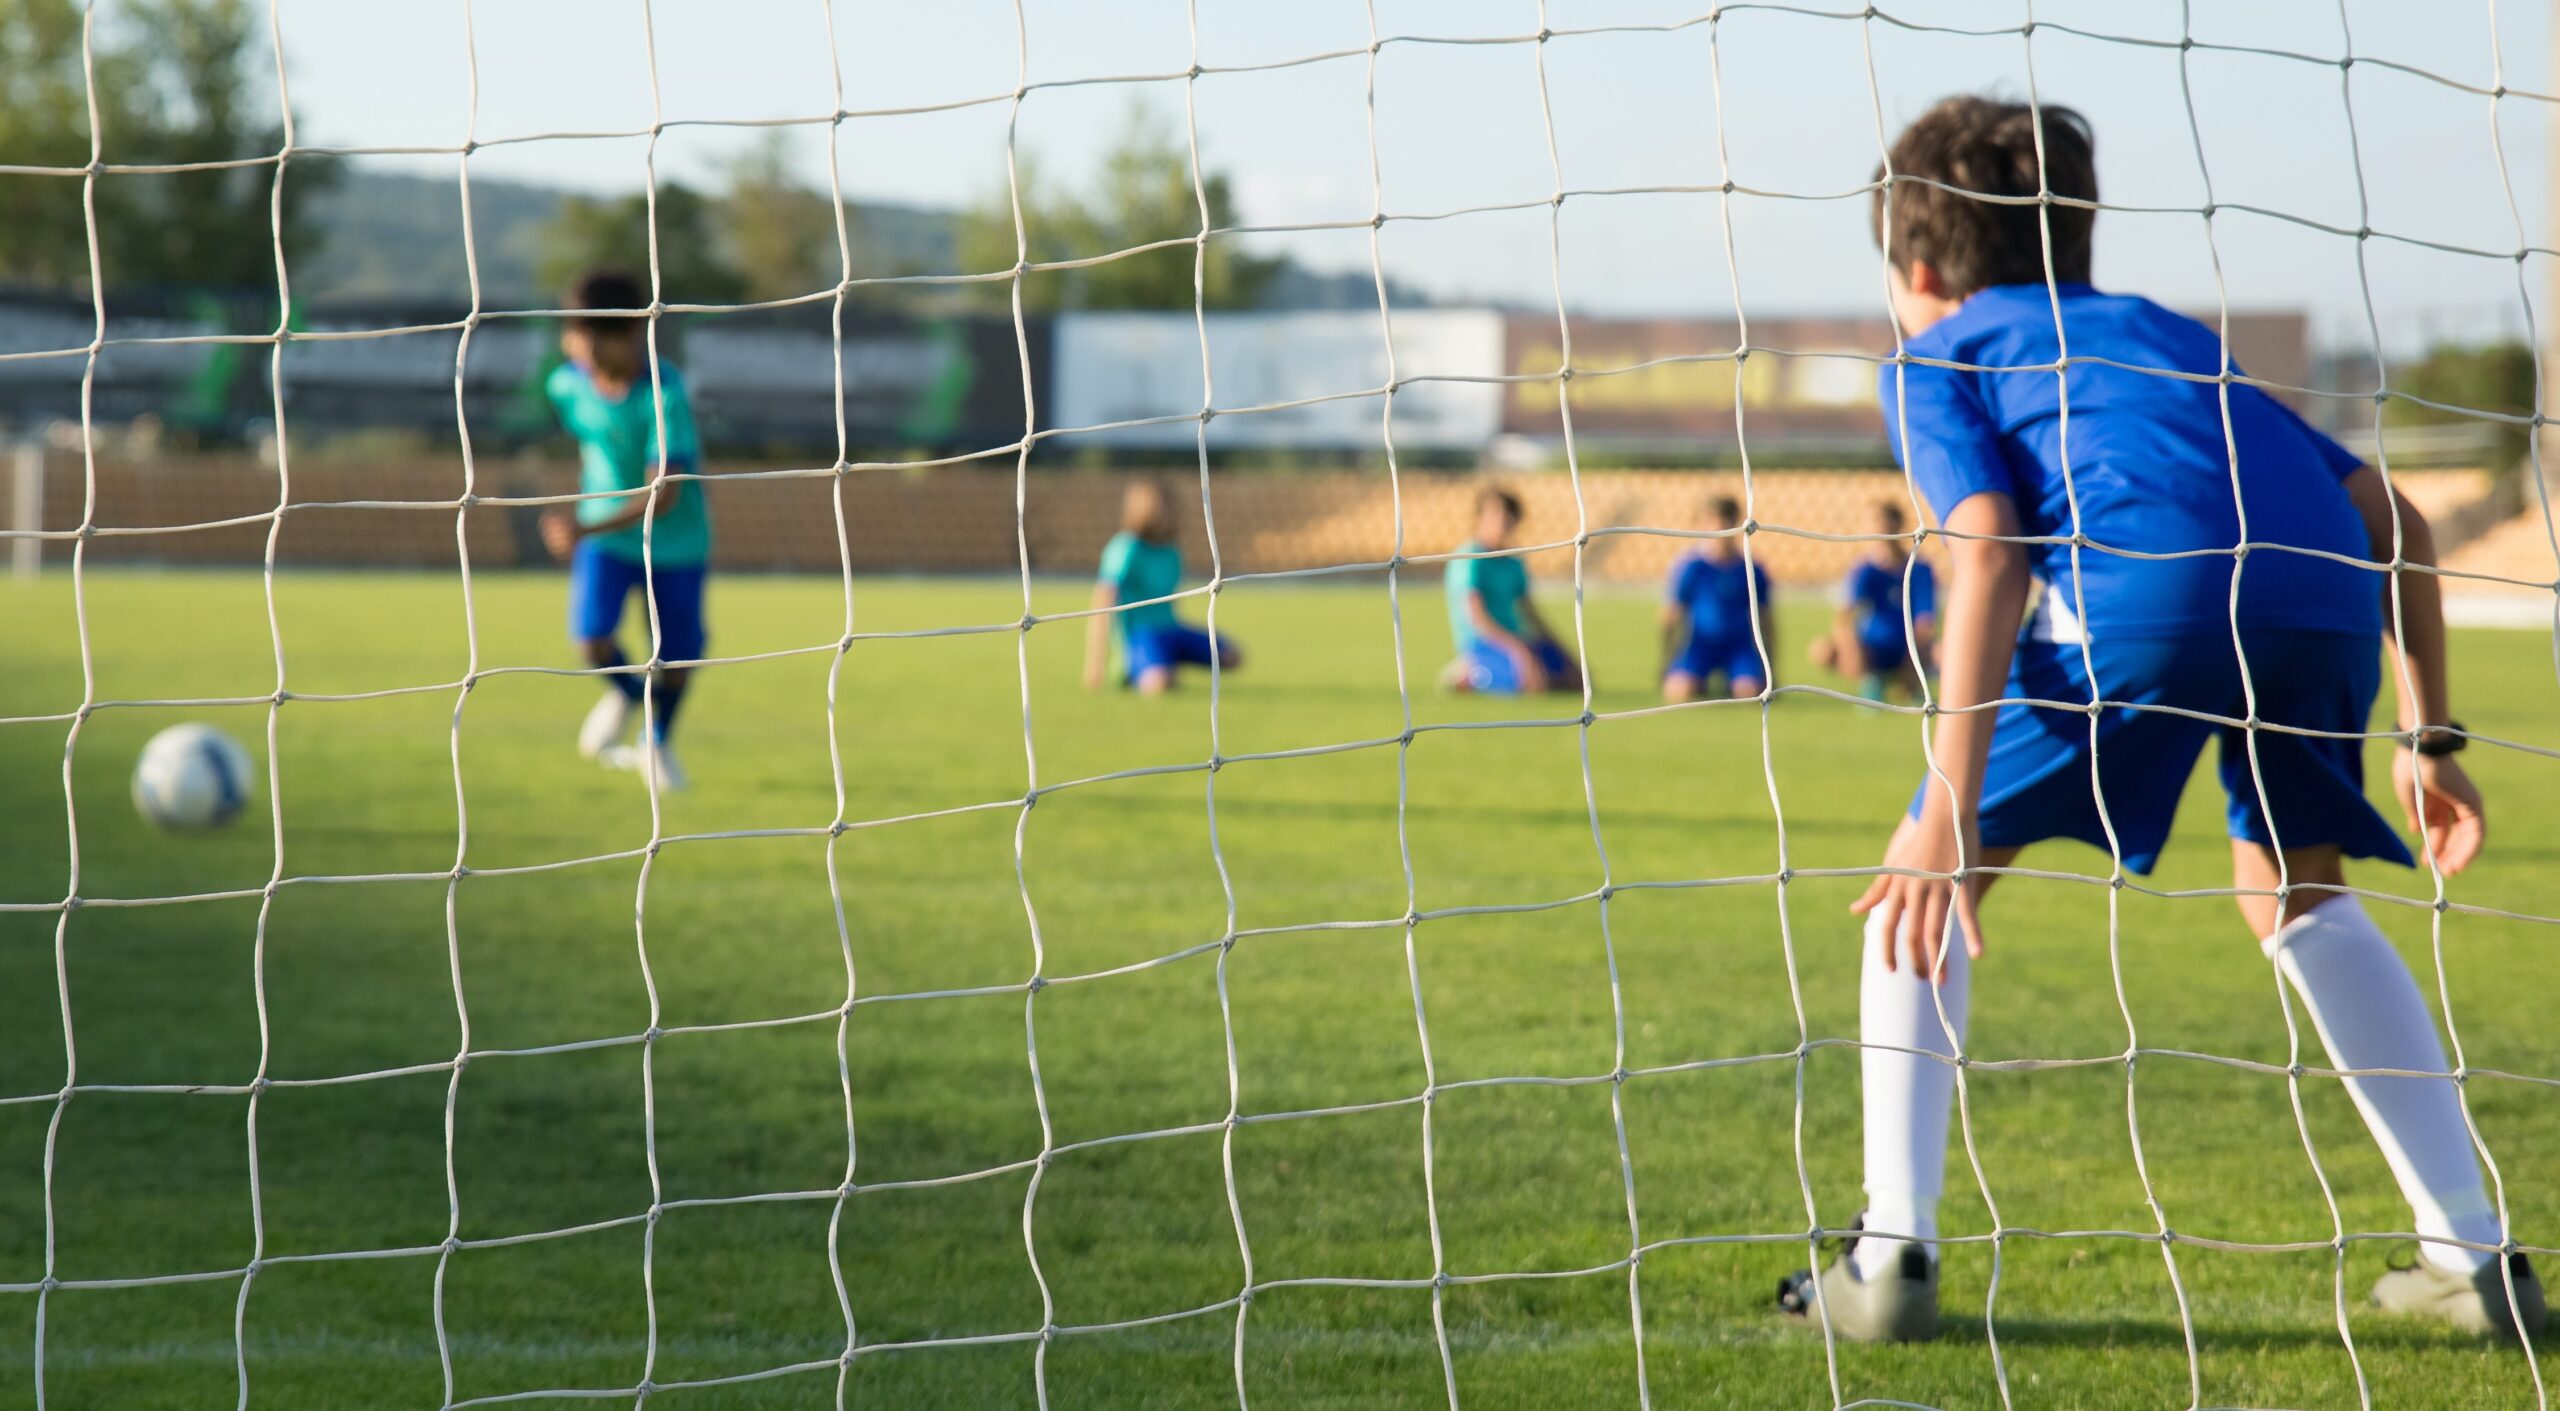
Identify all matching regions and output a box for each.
[540,509,580,561]
[1083,659,1107,693]
[2393,747,2486,875]
[1510,642,1549,694]
[1852,808,1982,983]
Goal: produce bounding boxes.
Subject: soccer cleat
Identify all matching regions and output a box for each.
[2371,1250,2546,1340]
[603,739,689,794]
[1778,1221,1941,1343]
[578,690,632,760]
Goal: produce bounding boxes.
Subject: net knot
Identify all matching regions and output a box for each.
[643,1025,665,1044]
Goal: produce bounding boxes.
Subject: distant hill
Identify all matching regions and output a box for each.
[293,166,1419,311]
[295,167,962,307]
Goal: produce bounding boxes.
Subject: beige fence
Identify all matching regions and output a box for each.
[13,454,2492,589]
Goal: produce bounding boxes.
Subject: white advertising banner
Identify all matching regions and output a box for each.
[1050,310,1505,451]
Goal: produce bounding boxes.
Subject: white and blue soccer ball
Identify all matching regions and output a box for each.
[131,723,256,830]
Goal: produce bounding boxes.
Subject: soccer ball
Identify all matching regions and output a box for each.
[131,723,256,830]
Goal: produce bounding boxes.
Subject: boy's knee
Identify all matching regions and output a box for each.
[577,637,622,666]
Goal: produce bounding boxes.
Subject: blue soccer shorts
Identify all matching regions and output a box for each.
[1465,638,1572,695]
[1668,630,1767,687]
[1124,621,1223,684]
[568,540,709,662]
[1907,630,2411,875]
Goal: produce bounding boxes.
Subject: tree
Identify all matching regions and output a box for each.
[2386,340,2537,471]
[718,131,839,303]
[956,104,1280,312]
[535,181,745,305]
[0,0,323,293]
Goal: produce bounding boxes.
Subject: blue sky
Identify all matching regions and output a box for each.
[273,0,2553,348]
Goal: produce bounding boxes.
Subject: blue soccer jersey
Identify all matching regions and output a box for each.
[1879,284,2375,641]
[1845,557,1935,655]
[1669,552,1769,646]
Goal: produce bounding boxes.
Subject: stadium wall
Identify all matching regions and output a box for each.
[19,454,2489,590]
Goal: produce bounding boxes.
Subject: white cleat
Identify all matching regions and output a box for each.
[602,740,688,793]
[578,690,633,760]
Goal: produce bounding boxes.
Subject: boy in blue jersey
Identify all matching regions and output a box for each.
[1779,98,2532,1342]
[537,270,709,793]
[1659,494,1774,703]
[1444,486,1581,695]
[1081,479,1241,697]
[1809,501,1937,702]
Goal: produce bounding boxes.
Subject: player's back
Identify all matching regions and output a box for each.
[1883,284,2375,642]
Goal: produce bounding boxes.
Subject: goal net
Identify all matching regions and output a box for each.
[3,2,2557,1409]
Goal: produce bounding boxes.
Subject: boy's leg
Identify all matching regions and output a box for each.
[568,543,646,702]
[644,565,708,745]
[1535,640,1583,693]
[2238,840,2502,1276]
[1854,822,2012,1279]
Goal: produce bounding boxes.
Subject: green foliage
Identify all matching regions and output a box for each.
[534,181,745,305]
[958,104,1282,311]
[0,0,330,291]
[718,130,840,303]
[2387,340,2537,469]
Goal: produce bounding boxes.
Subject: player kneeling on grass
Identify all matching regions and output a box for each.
[1806,501,1937,702]
[1441,486,1582,696]
[1777,96,2539,1344]
[1659,494,1774,704]
[1083,480,1241,696]
[539,269,708,793]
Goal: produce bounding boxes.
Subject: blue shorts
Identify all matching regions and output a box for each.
[568,540,708,662]
[1465,638,1572,695]
[1909,631,2411,875]
[1669,631,1766,687]
[1858,636,1918,676]
[1124,622,1222,683]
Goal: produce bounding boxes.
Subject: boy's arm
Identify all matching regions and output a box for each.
[1082,580,1117,691]
[2343,465,2483,872]
[541,472,687,559]
[1852,492,2032,976]
[1658,600,1687,673]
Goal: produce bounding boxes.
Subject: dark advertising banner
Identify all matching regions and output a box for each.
[0,289,1042,455]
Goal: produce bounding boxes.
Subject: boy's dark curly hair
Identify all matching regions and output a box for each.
[1874,96,2097,297]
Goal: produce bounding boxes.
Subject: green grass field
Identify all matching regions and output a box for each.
[3,569,2557,1410]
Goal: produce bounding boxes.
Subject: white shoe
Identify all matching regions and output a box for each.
[578,690,632,760]
[602,740,687,793]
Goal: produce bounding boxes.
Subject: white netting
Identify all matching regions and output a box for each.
[1,2,2557,1409]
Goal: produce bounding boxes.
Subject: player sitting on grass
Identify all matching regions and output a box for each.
[1442,486,1582,695]
[1778,96,2538,1343]
[538,269,707,793]
[1082,479,1241,697]
[1659,494,1773,703]
[1806,501,1937,702]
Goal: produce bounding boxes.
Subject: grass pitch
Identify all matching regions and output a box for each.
[2,568,2558,1410]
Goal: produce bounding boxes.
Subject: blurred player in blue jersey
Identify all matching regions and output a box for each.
[1658,494,1774,703]
[1082,479,1241,697]
[538,269,708,793]
[1779,96,2531,1344]
[1442,486,1581,695]
[1808,501,1937,703]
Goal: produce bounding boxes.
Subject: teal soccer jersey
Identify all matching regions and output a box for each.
[546,360,712,567]
[1098,531,1182,640]
[1446,542,1528,647]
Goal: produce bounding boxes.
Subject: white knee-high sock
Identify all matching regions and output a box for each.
[1855,908,1970,1280]
[2264,896,2500,1274]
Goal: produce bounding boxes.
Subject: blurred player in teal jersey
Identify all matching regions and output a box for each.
[1083,480,1242,696]
[538,269,708,793]
[1442,486,1581,695]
